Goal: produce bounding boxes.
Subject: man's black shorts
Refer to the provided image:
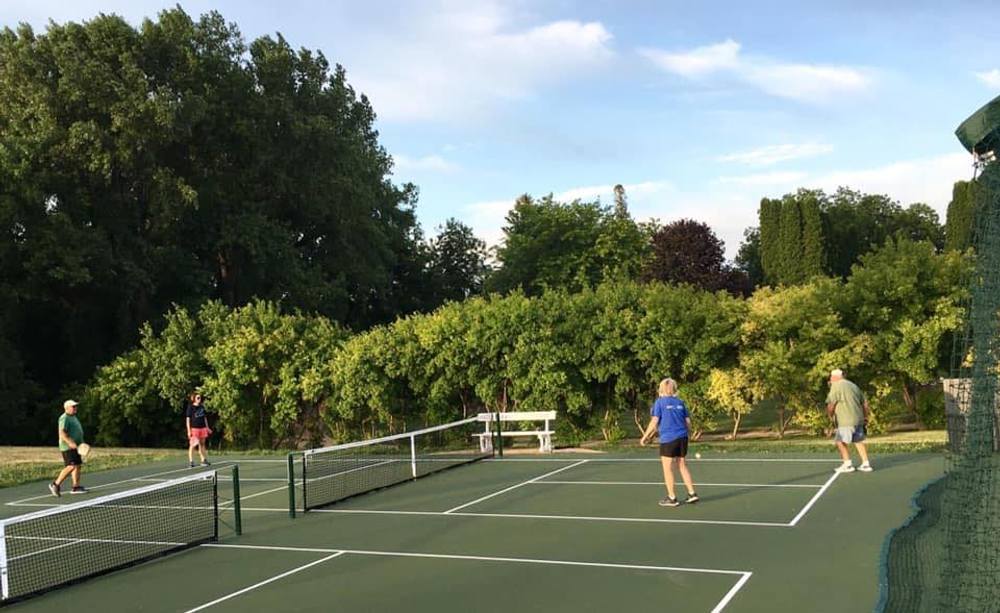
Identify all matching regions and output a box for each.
[659,437,689,458]
[61,449,82,466]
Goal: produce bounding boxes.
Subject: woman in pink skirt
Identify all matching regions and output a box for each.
[185,392,212,468]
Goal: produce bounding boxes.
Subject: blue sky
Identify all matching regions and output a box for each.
[4,1,1000,257]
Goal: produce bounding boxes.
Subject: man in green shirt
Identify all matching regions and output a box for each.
[49,399,88,496]
[825,369,873,473]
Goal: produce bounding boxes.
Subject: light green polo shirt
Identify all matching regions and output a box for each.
[826,379,866,427]
[58,413,84,451]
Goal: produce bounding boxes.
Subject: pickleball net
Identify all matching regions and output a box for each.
[288,416,495,515]
[0,470,218,604]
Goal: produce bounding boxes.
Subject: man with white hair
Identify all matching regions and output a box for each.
[826,369,872,473]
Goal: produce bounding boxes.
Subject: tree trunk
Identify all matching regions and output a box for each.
[730,412,743,440]
[901,381,926,430]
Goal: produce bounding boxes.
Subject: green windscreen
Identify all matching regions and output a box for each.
[880,125,1000,613]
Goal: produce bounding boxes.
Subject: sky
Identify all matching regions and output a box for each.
[4,0,1000,258]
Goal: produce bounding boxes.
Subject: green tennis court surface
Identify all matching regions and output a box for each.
[0,452,942,612]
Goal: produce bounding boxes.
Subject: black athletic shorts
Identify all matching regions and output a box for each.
[659,437,689,458]
[61,449,83,466]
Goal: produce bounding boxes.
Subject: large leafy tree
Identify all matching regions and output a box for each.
[486,194,649,295]
[839,238,968,429]
[738,279,852,436]
[0,9,426,440]
[427,219,489,303]
[642,219,750,295]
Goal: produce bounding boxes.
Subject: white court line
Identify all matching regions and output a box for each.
[713,572,753,613]
[5,462,235,506]
[484,458,842,463]
[537,480,823,488]
[787,470,842,526]
[135,477,286,483]
[308,508,790,528]
[208,458,287,463]
[201,543,753,612]
[221,483,289,507]
[7,538,84,562]
[183,551,346,612]
[0,505,792,527]
[444,460,589,513]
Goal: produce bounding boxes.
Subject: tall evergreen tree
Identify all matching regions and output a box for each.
[778,196,805,284]
[759,198,782,285]
[800,192,826,278]
[945,180,977,252]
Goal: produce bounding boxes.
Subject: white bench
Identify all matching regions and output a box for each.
[475,411,557,453]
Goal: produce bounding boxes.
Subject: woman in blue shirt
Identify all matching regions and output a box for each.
[640,378,699,507]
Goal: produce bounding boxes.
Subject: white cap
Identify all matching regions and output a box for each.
[830,369,844,378]
[63,399,79,410]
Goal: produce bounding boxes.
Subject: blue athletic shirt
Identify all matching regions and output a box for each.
[651,396,689,443]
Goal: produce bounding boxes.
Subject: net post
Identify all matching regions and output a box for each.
[212,471,219,542]
[287,453,297,519]
[494,411,503,458]
[231,465,242,536]
[410,435,417,478]
[0,522,9,600]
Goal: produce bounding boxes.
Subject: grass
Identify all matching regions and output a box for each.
[0,447,183,488]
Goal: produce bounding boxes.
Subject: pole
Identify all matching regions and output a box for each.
[231,465,242,536]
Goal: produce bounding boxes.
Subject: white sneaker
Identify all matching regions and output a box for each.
[835,462,855,473]
[858,463,873,472]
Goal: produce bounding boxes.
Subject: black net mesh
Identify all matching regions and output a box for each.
[939,160,1000,612]
[879,159,1000,613]
[297,417,493,511]
[0,471,217,603]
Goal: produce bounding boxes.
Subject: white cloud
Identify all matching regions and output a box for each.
[556,181,671,202]
[744,63,868,102]
[804,152,972,208]
[638,39,740,78]
[974,69,1000,89]
[346,4,614,122]
[717,143,833,166]
[641,39,870,103]
[717,171,808,187]
[394,154,459,173]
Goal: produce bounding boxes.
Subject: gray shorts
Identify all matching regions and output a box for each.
[834,425,866,444]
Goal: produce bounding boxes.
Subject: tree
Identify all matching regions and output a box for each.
[777,196,806,284]
[427,219,489,303]
[738,279,851,436]
[735,227,765,290]
[0,8,428,441]
[840,238,969,429]
[486,194,648,295]
[800,192,826,278]
[759,198,783,285]
[642,219,749,295]
[945,180,977,252]
[706,368,757,439]
[892,203,945,250]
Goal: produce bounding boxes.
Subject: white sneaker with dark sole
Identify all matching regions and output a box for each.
[858,464,873,472]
